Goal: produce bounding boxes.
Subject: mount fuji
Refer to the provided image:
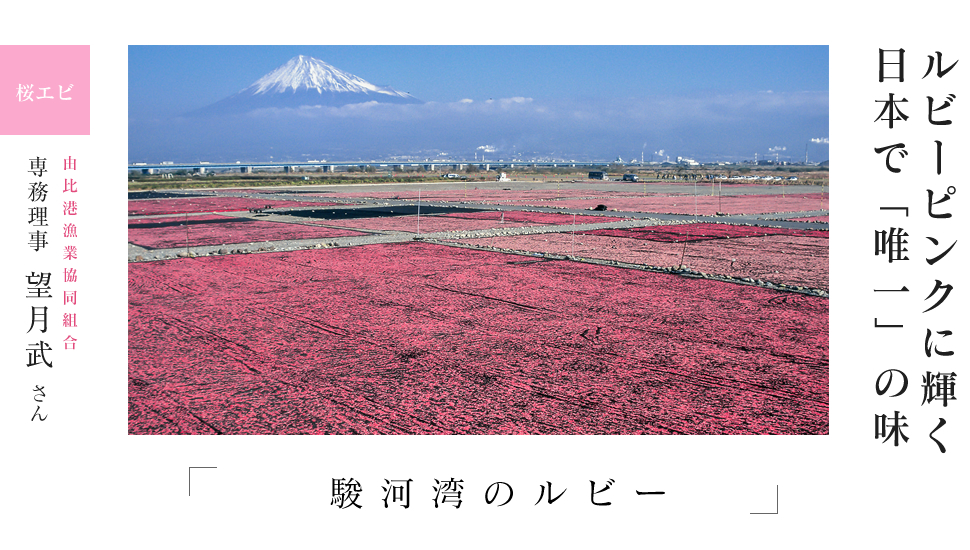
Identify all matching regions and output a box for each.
[190,55,422,116]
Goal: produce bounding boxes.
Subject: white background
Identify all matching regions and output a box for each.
[2,2,966,548]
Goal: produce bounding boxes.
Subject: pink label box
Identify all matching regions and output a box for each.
[1,45,89,135]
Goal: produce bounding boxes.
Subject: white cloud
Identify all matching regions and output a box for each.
[134,91,828,163]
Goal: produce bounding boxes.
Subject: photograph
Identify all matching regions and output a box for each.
[127,46,829,435]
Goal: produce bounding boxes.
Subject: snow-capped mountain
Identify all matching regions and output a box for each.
[190,55,422,116]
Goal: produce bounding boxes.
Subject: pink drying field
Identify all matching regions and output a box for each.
[291,184,791,203]
[128,215,366,249]
[129,242,828,435]
[324,210,623,233]
[449,233,828,290]
[219,181,772,195]
[581,223,828,242]
[128,197,340,216]
[293,189,629,202]
[440,210,623,224]
[488,193,828,216]
[216,189,827,216]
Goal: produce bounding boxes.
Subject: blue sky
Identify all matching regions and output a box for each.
[130,46,827,114]
[129,46,828,163]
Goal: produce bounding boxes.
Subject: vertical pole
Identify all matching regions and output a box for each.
[185,213,189,256]
[417,189,421,235]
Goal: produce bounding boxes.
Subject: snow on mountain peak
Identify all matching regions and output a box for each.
[189,55,422,116]
[245,55,414,100]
